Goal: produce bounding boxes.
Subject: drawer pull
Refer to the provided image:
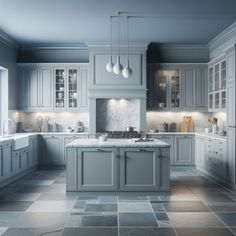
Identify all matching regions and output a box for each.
[138,149,147,152]
[97,148,105,152]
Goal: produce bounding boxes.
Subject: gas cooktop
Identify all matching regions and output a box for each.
[96,131,140,139]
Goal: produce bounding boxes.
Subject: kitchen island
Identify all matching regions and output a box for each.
[66,139,170,192]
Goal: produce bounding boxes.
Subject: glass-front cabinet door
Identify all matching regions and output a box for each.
[154,70,167,109]
[67,69,78,109]
[154,69,180,110]
[54,67,79,110]
[220,60,226,110]
[170,70,180,108]
[55,69,66,108]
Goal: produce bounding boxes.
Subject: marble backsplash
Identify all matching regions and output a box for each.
[9,111,89,133]
[146,111,227,132]
[96,99,140,132]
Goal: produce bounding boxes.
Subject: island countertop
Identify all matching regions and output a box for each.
[66,138,170,148]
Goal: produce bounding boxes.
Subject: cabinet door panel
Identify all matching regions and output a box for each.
[196,67,207,109]
[28,68,39,108]
[80,68,88,109]
[175,136,194,165]
[19,69,28,108]
[41,68,53,109]
[78,148,118,191]
[227,128,235,184]
[2,143,13,178]
[120,148,159,191]
[41,136,61,164]
[227,81,235,126]
[183,68,195,108]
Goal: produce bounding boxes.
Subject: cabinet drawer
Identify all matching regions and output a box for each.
[206,157,227,178]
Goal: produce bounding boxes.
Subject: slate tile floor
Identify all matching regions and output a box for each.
[0,168,235,235]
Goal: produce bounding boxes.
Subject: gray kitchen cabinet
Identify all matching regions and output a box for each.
[20,148,29,171]
[28,67,39,109]
[227,127,235,184]
[120,147,169,191]
[12,151,21,174]
[195,136,205,169]
[28,136,39,167]
[182,67,195,109]
[62,135,87,164]
[18,63,88,111]
[18,68,28,109]
[40,67,53,110]
[208,57,227,112]
[196,67,208,109]
[0,143,3,180]
[2,141,13,179]
[174,135,194,165]
[40,135,62,165]
[205,138,227,180]
[147,63,207,111]
[77,148,118,191]
[147,135,174,165]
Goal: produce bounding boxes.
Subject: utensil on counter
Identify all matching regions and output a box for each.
[37,116,43,132]
[44,116,50,132]
[125,126,135,132]
[169,122,177,132]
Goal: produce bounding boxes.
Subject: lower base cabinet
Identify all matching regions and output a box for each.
[120,148,170,191]
[66,147,170,191]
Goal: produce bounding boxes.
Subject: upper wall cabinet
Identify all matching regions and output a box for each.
[147,63,208,111]
[208,57,227,112]
[18,63,89,111]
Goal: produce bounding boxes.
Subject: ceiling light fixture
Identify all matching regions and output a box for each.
[122,16,132,78]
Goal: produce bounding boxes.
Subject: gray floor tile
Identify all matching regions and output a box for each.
[207,203,236,212]
[13,212,68,228]
[119,227,177,236]
[0,212,24,227]
[175,227,235,236]
[62,227,118,236]
[99,196,117,204]
[216,213,236,227]
[65,213,118,227]
[155,212,169,220]
[118,195,148,201]
[85,203,117,213]
[26,200,75,212]
[168,212,226,228]
[2,227,63,236]
[119,201,152,213]
[0,201,33,212]
[119,213,158,227]
[151,203,165,212]
[3,193,41,202]
[38,192,78,201]
[163,201,210,212]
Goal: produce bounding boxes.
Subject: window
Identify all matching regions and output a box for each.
[0,66,8,135]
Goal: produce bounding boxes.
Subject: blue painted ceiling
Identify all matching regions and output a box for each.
[0,0,236,47]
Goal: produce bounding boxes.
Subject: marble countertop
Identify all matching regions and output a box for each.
[66,138,170,148]
[146,132,227,140]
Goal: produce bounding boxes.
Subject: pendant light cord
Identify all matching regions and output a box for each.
[110,16,112,58]
[127,16,129,61]
[118,13,120,59]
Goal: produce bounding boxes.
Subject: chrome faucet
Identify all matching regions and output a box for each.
[2,118,16,137]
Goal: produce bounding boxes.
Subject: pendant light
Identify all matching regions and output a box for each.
[106,16,114,72]
[113,14,123,75]
[122,16,132,78]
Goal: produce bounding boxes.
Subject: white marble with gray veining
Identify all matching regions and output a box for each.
[66,138,170,148]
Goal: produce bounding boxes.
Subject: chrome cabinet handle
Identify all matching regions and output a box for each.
[97,148,105,152]
[138,149,147,152]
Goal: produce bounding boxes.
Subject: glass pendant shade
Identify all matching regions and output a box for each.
[113,56,123,75]
[106,56,114,72]
[122,59,132,78]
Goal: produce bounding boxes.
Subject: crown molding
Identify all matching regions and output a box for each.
[0,28,19,48]
[208,21,236,53]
